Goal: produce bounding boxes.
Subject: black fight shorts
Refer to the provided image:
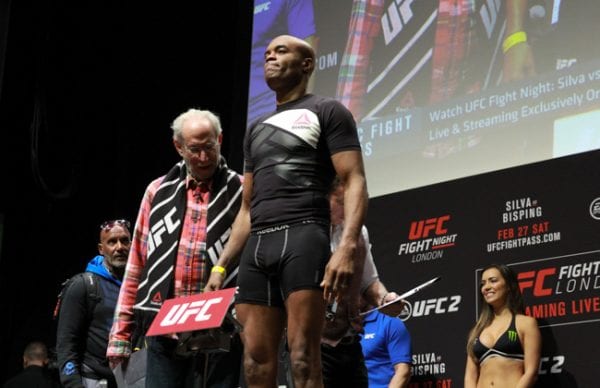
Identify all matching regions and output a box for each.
[236,221,330,307]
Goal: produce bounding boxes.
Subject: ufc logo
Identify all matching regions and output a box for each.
[518,268,556,297]
[148,207,181,255]
[408,215,450,240]
[381,0,416,45]
[254,1,270,14]
[159,297,223,327]
[556,58,577,70]
[412,295,461,317]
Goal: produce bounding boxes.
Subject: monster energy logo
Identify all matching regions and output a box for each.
[507,330,518,342]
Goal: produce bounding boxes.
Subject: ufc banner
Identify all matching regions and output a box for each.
[367,150,600,387]
[146,288,236,336]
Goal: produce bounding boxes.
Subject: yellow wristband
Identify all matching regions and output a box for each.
[211,265,226,277]
[502,31,527,54]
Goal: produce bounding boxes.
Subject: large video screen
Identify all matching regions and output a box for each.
[248,0,600,197]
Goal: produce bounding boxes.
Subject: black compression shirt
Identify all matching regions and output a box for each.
[244,94,361,229]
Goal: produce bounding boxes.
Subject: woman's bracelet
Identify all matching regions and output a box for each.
[502,31,527,54]
[211,265,227,278]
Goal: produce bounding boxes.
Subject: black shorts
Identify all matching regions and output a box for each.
[236,221,330,307]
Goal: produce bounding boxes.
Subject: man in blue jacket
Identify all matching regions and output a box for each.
[56,219,131,388]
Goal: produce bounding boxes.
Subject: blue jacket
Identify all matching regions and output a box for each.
[85,255,122,287]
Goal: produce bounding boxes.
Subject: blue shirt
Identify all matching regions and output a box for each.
[360,310,412,388]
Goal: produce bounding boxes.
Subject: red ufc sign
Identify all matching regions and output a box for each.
[146,288,236,336]
[518,268,556,297]
[408,215,450,240]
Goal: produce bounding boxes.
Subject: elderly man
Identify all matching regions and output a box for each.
[107,109,243,388]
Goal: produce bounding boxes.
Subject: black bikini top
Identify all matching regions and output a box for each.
[473,314,524,363]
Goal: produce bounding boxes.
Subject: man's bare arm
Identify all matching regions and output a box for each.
[322,150,368,302]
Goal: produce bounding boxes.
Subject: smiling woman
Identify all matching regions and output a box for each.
[464,264,541,388]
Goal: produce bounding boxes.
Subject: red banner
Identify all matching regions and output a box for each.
[146,288,236,336]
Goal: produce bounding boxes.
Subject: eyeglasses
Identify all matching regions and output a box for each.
[100,219,131,231]
[183,142,218,155]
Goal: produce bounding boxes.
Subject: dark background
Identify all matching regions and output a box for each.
[0,0,253,381]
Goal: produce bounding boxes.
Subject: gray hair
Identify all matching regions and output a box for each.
[171,109,222,140]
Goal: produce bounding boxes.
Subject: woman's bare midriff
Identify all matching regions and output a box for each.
[477,356,524,388]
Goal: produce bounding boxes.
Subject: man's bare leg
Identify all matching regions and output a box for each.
[285,289,326,388]
[236,303,286,388]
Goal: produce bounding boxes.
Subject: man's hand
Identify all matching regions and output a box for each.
[204,271,225,292]
[378,292,406,317]
[321,247,355,303]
